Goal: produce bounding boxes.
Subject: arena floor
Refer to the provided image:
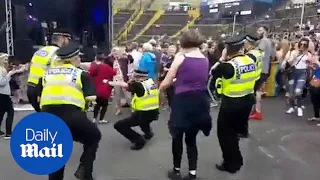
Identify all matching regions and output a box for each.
[1,98,320,180]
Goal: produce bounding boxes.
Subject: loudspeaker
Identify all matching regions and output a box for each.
[13,5,29,40]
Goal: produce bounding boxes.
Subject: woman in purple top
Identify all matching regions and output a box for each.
[160,30,212,180]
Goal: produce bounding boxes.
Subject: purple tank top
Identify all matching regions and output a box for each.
[175,56,209,94]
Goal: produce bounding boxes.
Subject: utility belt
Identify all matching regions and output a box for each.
[27,82,37,87]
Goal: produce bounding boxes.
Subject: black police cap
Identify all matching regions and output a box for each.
[56,42,83,59]
[52,28,72,38]
[224,34,246,46]
[245,33,260,42]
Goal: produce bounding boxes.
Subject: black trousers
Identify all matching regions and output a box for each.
[114,111,157,143]
[43,106,101,180]
[172,130,199,171]
[93,97,108,120]
[217,102,252,172]
[27,85,41,112]
[310,86,320,118]
[0,94,14,134]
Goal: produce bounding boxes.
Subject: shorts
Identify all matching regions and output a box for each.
[254,73,269,92]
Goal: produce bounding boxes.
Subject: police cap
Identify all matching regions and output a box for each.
[56,42,83,60]
[224,34,246,46]
[52,28,72,39]
[245,33,260,42]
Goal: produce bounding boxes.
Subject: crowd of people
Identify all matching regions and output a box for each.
[0,24,320,180]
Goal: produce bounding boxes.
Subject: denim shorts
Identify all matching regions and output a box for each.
[287,69,307,95]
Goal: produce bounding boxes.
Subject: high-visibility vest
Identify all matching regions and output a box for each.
[222,55,257,98]
[28,46,59,84]
[40,64,86,110]
[131,78,159,111]
[246,49,263,80]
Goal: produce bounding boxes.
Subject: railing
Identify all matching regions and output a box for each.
[115,9,140,40]
[117,10,144,41]
[133,10,164,40]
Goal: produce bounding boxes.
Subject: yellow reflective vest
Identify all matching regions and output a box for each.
[40,64,86,110]
[28,46,59,84]
[131,79,159,111]
[246,49,263,80]
[222,55,257,98]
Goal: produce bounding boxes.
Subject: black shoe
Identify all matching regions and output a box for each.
[143,132,154,140]
[238,133,249,138]
[130,139,146,150]
[182,173,196,180]
[215,164,237,174]
[121,103,130,108]
[0,131,5,137]
[4,134,11,140]
[74,164,94,180]
[167,169,182,180]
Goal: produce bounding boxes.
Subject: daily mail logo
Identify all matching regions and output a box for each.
[10,113,73,175]
[20,129,63,158]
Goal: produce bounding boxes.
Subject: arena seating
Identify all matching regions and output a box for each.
[113,10,135,38]
[112,0,319,43]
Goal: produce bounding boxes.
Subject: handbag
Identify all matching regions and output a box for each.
[285,54,305,75]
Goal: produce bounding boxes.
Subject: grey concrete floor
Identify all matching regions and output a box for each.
[1,98,320,180]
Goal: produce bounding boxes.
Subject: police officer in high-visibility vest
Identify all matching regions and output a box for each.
[36,42,101,180]
[107,70,159,150]
[28,28,72,112]
[211,35,256,174]
[244,33,265,121]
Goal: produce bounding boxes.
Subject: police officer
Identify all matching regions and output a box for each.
[36,42,101,180]
[28,28,72,112]
[244,33,265,121]
[211,34,256,173]
[107,70,159,150]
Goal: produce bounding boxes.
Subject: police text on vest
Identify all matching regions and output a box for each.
[20,129,63,158]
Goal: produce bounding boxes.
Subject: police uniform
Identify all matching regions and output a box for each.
[27,28,72,112]
[37,42,101,180]
[213,35,256,173]
[113,70,159,150]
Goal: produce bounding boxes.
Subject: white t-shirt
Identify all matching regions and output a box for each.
[294,54,308,69]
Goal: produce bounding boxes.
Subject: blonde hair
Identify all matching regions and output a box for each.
[0,53,8,75]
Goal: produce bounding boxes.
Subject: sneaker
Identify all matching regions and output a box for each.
[297,108,303,117]
[0,131,5,137]
[99,120,109,124]
[182,173,196,180]
[286,107,295,114]
[167,169,182,180]
[308,117,320,121]
[92,118,97,123]
[250,112,262,120]
[4,134,11,140]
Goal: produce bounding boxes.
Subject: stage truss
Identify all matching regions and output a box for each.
[5,0,14,55]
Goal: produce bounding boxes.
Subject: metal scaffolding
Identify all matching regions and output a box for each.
[5,0,14,55]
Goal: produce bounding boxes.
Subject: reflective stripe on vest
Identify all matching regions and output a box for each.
[131,79,159,111]
[41,95,85,107]
[40,64,85,109]
[222,56,256,98]
[44,81,83,92]
[28,46,59,84]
